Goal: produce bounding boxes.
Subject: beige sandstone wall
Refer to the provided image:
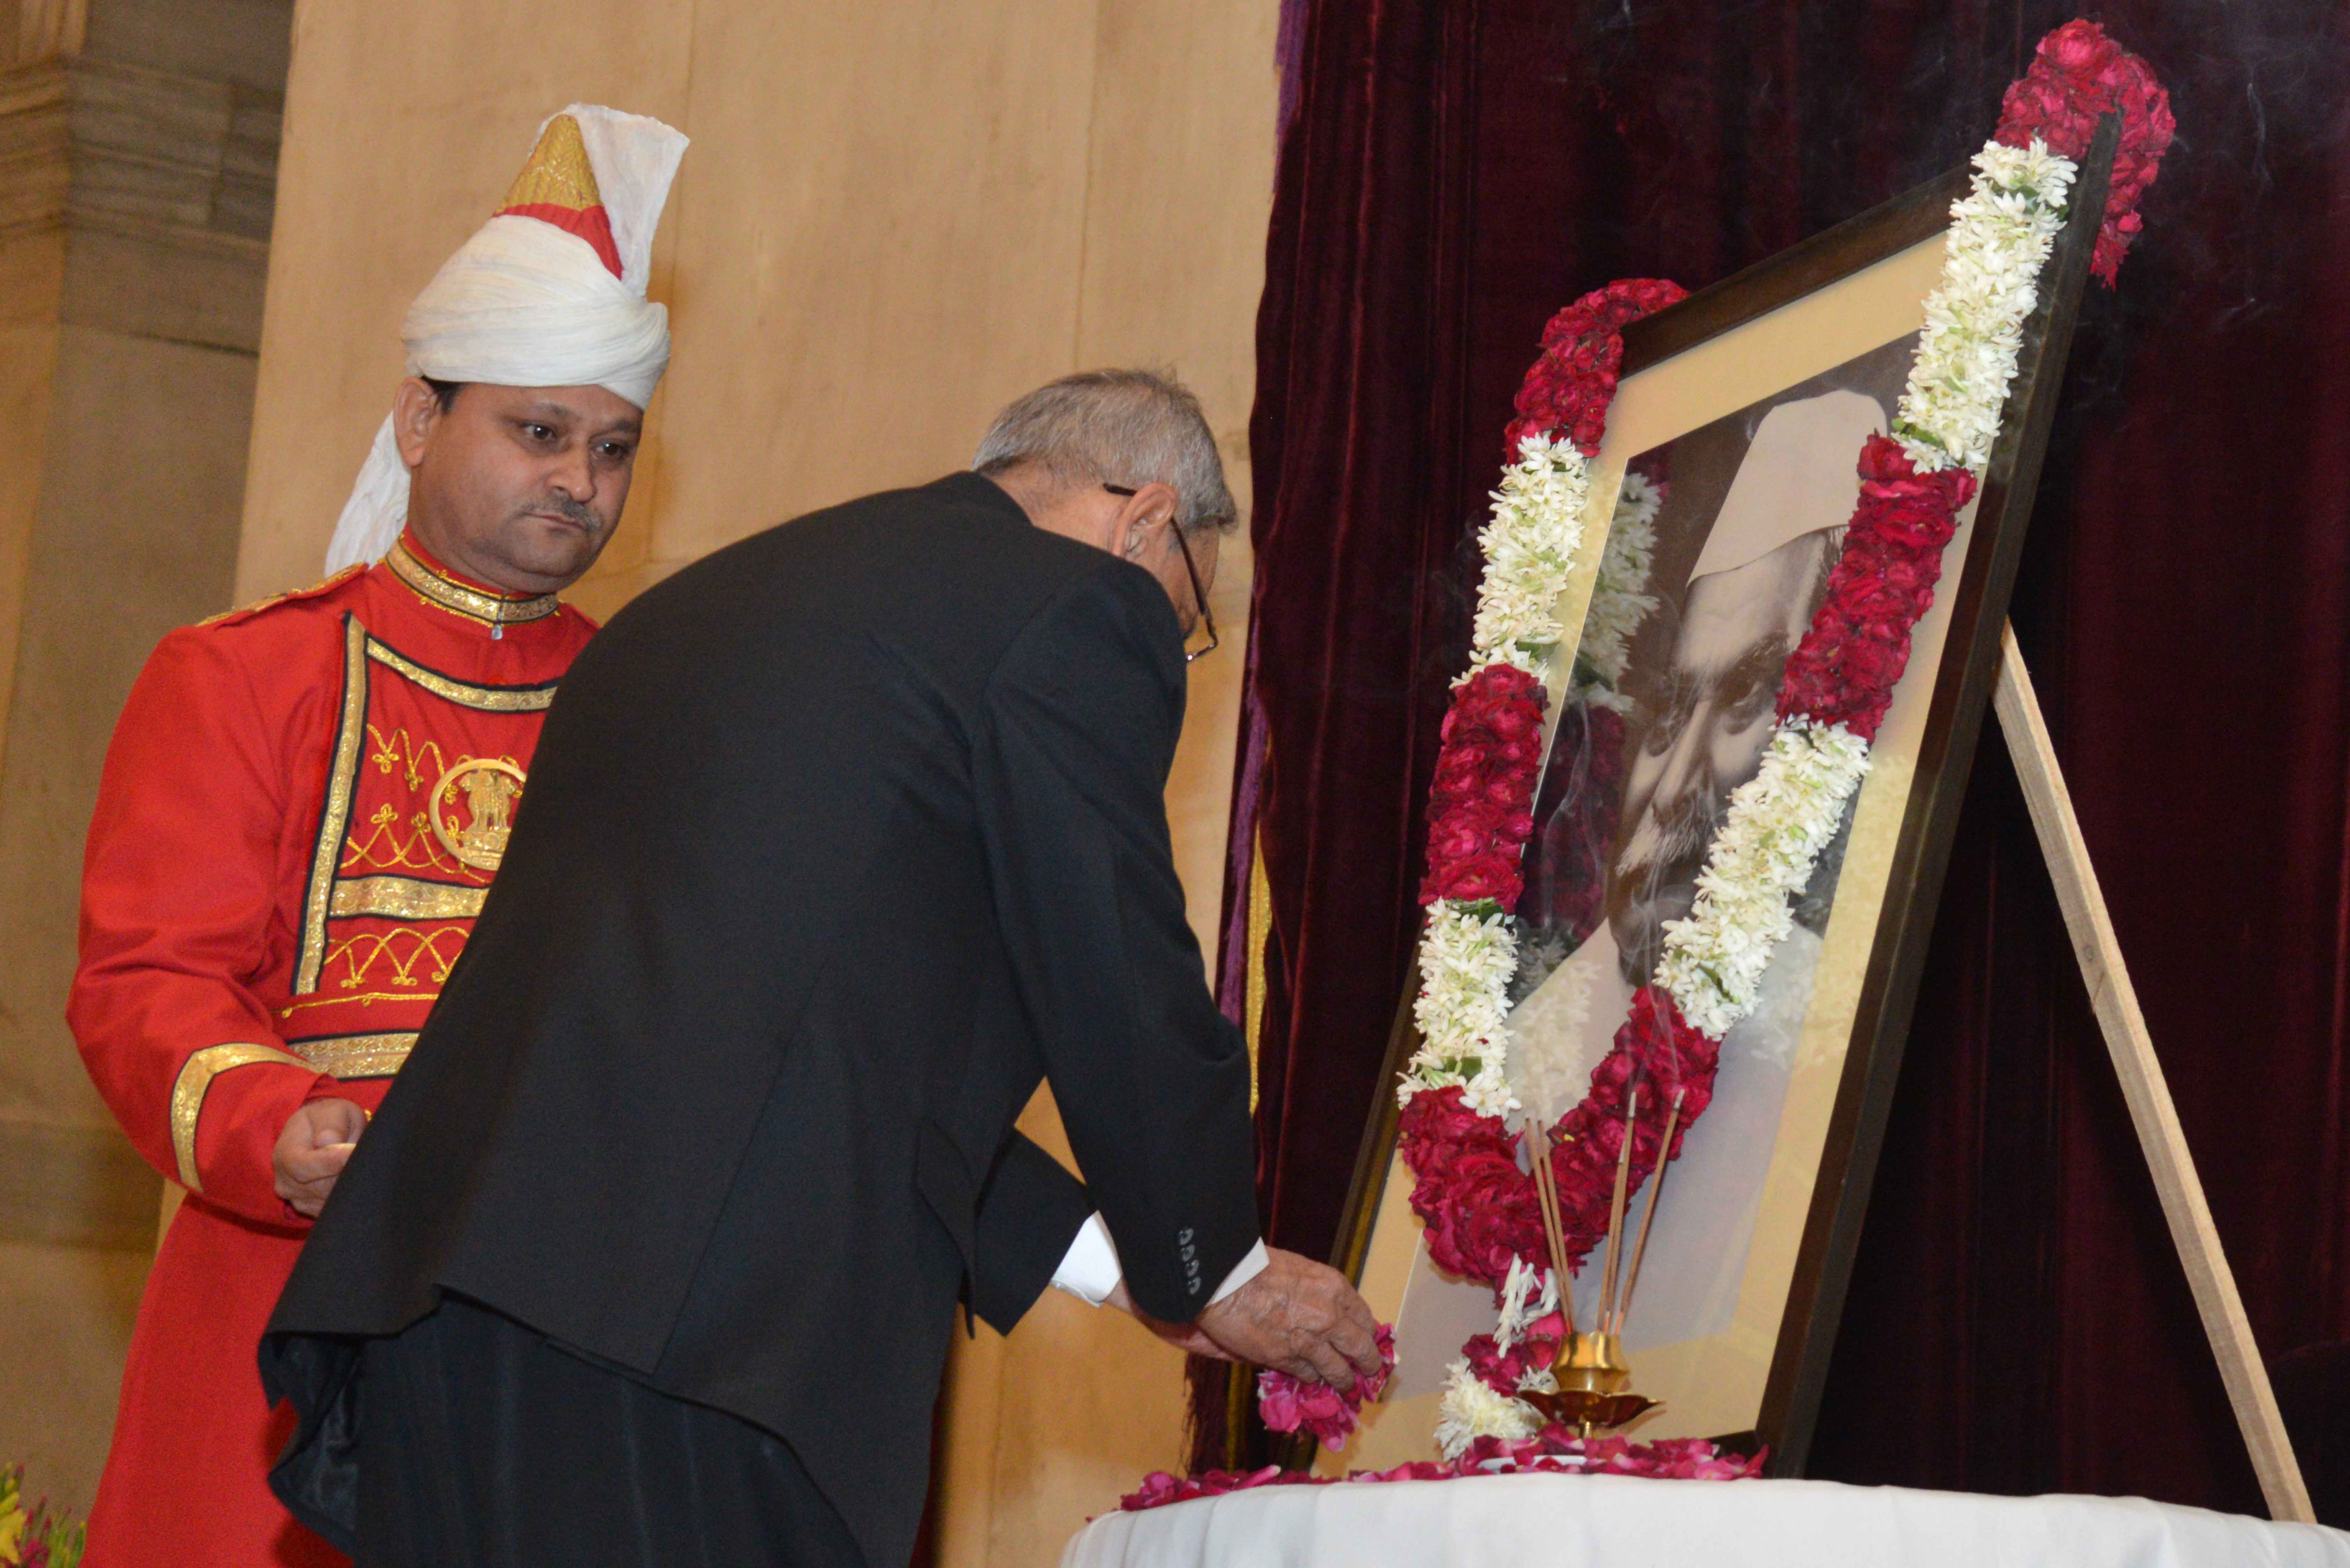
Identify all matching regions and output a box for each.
[0,0,291,1513]
[236,0,1278,1560]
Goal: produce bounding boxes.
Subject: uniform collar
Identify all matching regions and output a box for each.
[386,532,562,631]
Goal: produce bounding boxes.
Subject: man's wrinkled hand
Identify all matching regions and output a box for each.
[1190,1246,1382,1389]
[273,1097,367,1219]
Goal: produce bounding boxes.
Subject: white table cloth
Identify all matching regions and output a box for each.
[1061,1472,2350,1568]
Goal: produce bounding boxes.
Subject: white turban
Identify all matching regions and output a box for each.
[325,103,690,575]
[1687,389,1886,584]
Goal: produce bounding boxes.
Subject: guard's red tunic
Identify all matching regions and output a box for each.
[72,535,597,1567]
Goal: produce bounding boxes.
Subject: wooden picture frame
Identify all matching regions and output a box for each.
[1297,121,2120,1477]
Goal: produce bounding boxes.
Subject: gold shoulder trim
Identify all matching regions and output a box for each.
[289,1032,416,1080]
[170,1042,316,1193]
[365,638,558,712]
[330,875,487,921]
[296,616,371,994]
[197,564,366,627]
[386,539,560,629]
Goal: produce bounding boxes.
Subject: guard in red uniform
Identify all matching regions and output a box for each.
[70,102,688,1566]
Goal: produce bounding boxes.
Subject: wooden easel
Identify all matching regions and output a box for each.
[1995,622,2316,1522]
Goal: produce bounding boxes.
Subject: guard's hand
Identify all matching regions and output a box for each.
[1193,1247,1383,1390]
[273,1097,367,1219]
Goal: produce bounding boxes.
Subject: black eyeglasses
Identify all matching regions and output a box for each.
[1104,484,1218,663]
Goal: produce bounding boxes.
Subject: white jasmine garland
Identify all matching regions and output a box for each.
[1465,433,1594,675]
[1405,428,1597,1106]
[1403,135,2055,1104]
[1402,900,1521,1113]
[1655,720,1871,1038]
[1381,112,2088,1468]
[1896,139,2074,472]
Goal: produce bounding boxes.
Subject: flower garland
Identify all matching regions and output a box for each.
[1995,20,2175,287]
[1406,279,1688,1117]
[1341,21,2174,1459]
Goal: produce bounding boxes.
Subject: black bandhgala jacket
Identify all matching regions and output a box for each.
[261,471,1260,1565]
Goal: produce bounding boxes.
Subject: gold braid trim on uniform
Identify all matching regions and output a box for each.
[196,564,366,627]
[170,1043,315,1193]
[330,875,487,921]
[297,616,371,994]
[289,1032,417,1079]
[280,991,440,1016]
[365,639,557,712]
[386,539,559,629]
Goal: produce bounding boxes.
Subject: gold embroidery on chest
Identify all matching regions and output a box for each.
[322,926,470,991]
[281,991,439,1018]
[342,801,468,877]
[430,757,526,871]
[368,725,451,793]
[295,619,562,997]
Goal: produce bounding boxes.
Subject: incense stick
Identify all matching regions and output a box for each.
[1596,1086,1640,1335]
[1527,1124,1575,1327]
[1608,1087,1685,1339]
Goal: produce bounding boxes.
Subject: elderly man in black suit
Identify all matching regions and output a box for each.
[261,369,1381,1566]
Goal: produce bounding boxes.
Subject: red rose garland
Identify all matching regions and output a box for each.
[1504,278,1691,460]
[1237,20,2173,1466]
[1387,19,2171,1430]
[1403,277,1697,1314]
[1773,437,1978,741]
[1417,665,1548,909]
[1419,277,1688,919]
[1995,19,2175,285]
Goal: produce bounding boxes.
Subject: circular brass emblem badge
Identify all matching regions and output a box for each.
[431,758,527,872]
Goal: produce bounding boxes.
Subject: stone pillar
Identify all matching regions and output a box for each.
[0,0,286,1512]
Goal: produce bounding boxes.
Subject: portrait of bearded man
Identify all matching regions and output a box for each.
[1503,381,1894,1347]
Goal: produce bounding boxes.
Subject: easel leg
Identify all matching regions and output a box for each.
[1993,622,2315,1523]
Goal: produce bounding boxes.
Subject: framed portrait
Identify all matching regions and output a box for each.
[1314,128,2117,1477]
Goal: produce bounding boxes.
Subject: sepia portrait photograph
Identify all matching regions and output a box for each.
[1333,222,2009,1466]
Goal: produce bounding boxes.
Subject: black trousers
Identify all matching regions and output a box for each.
[354,1294,864,1568]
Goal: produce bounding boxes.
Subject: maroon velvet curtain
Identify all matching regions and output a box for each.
[1225,0,2350,1511]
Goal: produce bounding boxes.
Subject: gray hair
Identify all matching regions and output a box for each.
[973,368,1238,536]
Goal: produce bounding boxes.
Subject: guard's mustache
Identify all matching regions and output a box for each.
[522,494,600,528]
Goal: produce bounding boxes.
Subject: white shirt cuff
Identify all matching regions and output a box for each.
[1050,1215,1270,1312]
[1208,1238,1270,1305]
[1051,1213,1124,1306]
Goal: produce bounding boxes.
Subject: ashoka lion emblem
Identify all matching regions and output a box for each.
[430,758,527,872]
